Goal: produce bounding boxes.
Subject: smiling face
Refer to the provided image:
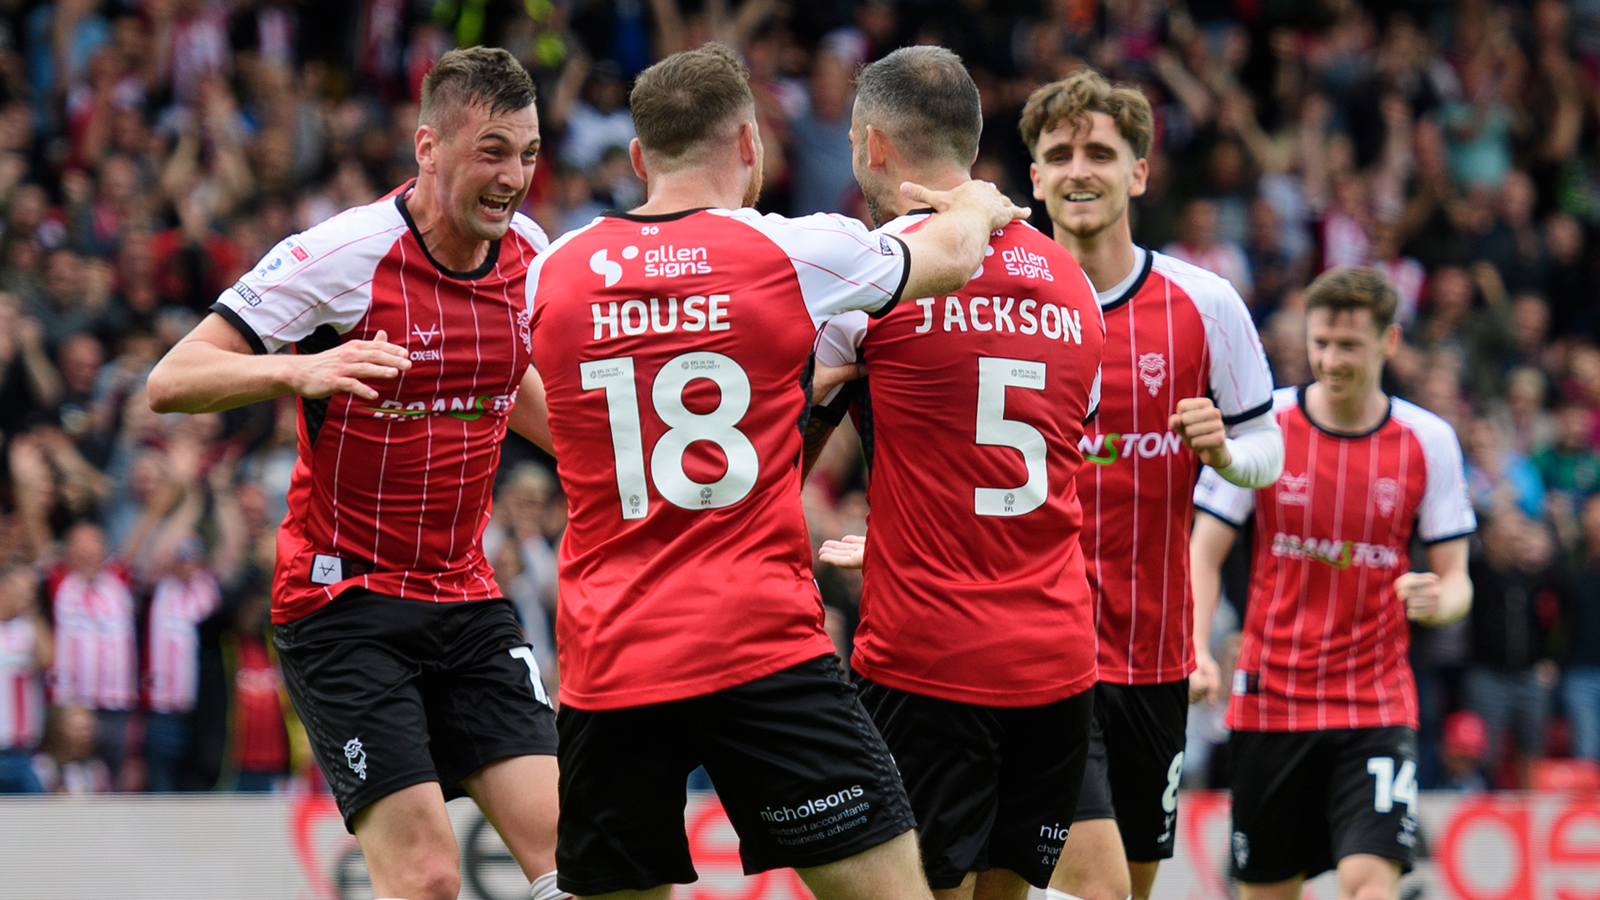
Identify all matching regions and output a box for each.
[1029,111,1147,242]
[420,100,541,243]
[1306,307,1399,407]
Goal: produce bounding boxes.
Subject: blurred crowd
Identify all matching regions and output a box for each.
[1,0,1599,796]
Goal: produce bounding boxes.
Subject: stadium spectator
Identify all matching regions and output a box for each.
[1563,495,1600,763]
[0,564,49,793]
[44,521,138,787]
[1438,711,1492,792]
[1466,511,1564,788]
[34,704,112,795]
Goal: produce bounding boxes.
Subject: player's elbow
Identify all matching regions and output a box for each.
[145,363,183,414]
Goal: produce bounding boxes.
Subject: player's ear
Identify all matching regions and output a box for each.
[1381,322,1402,358]
[738,120,761,168]
[1129,157,1150,198]
[1030,161,1045,202]
[415,125,437,172]
[865,125,890,171]
[628,138,649,183]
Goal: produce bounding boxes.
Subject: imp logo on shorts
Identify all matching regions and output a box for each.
[344,738,368,781]
[1232,831,1250,869]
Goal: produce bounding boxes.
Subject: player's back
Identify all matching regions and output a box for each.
[529,208,907,710]
[822,216,1105,706]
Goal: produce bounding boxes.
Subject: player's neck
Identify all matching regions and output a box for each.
[1305,380,1390,435]
[1055,215,1137,292]
[633,167,747,215]
[882,167,970,220]
[406,178,491,273]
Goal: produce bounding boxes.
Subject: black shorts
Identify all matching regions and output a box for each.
[274,591,558,831]
[1229,726,1419,883]
[556,654,915,896]
[1073,680,1188,861]
[855,677,1093,889]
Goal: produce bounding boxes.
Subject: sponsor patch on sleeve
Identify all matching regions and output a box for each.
[233,282,264,307]
[252,237,313,283]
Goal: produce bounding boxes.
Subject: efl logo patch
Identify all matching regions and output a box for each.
[254,237,312,283]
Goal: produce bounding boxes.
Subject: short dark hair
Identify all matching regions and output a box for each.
[854,46,982,166]
[420,47,537,135]
[1303,266,1399,331]
[630,42,753,167]
[1019,68,1153,160]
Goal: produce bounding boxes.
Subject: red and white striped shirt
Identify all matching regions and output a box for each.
[145,571,220,714]
[1195,386,1476,731]
[0,617,45,750]
[1078,249,1275,685]
[211,181,548,623]
[48,565,137,711]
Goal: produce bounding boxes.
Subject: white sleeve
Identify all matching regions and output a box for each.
[813,310,869,405]
[1197,275,1275,423]
[1194,464,1255,528]
[720,210,909,327]
[1215,410,1284,488]
[211,205,404,353]
[1397,403,1478,543]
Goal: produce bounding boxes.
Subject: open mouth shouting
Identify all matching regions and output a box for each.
[479,194,514,217]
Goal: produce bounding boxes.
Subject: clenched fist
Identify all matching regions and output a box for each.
[1169,397,1231,470]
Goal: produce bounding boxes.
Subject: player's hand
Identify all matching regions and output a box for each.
[811,362,865,405]
[819,533,865,570]
[1169,398,1231,470]
[902,179,1030,232]
[288,329,412,401]
[1189,651,1223,705]
[1397,571,1443,623]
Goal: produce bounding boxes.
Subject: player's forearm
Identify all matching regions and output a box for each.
[1434,569,1473,625]
[898,208,989,299]
[147,340,297,414]
[1215,414,1284,489]
[1190,513,1237,656]
[508,367,555,455]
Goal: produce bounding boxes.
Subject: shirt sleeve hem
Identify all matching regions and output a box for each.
[1421,529,1476,546]
[210,302,269,356]
[1222,399,1274,427]
[868,234,910,319]
[1194,503,1247,529]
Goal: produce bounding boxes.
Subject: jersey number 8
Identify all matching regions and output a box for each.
[582,352,759,519]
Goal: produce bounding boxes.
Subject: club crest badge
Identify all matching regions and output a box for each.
[1138,352,1166,397]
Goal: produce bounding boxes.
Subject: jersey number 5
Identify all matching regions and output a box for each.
[975,357,1048,517]
[582,353,759,520]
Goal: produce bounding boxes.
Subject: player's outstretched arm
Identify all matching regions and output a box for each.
[147,314,411,415]
[1189,511,1238,704]
[801,361,865,480]
[895,179,1029,300]
[1398,537,1472,627]
[508,366,555,456]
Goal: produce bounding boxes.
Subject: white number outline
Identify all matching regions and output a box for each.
[974,357,1049,516]
[582,352,760,518]
[1365,756,1417,813]
[508,647,553,708]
